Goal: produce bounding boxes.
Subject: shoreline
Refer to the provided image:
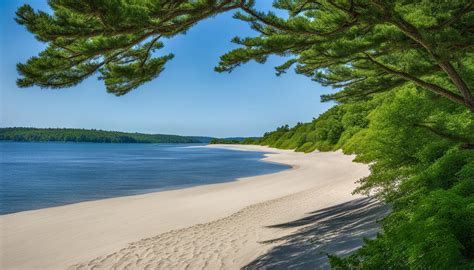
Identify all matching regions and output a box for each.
[0,145,289,217]
[0,145,374,269]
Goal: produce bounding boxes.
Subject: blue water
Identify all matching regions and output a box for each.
[0,142,289,215]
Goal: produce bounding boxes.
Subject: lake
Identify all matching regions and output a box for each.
[0,142,289,215]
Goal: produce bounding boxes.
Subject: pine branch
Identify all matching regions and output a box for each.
[364,53,468,109]
[413,123,473,145]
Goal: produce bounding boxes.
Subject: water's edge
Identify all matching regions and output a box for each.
[0,142,290,215]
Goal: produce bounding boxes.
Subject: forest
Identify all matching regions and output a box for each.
[237,88,474,268]
[12,0,474,268]
[0,128,209,143]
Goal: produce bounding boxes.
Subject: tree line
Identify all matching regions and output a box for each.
[0,128,205,144]
[242,87,474,268]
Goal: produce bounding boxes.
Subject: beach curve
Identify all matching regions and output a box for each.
[1,145,374,269]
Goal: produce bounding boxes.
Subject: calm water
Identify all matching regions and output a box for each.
[0,142,289,215]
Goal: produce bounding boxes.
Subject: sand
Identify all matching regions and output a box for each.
[0,145,377,269]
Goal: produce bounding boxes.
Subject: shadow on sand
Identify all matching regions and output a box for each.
[243,197,391,270]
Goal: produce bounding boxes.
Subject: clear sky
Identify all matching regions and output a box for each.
[0,0,334,137]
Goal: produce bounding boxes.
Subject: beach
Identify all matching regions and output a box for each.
[0,145,385,269]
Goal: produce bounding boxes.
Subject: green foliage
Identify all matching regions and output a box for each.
[327,88,474,269]
[245,86,474,268]
[0,128,208,143]
[252,101,375,153]
[15,0,474,113]
[219,0,474,112]
[332,164,474,269]
[346,87,474,200]
[210,137,260,144]
[210,138,240,144]
[14,0,242,95]
[13,0,474,268]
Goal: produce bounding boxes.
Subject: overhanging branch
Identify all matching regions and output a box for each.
[364,54,469,110]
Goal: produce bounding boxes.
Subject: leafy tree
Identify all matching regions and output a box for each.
[248,87,474,268]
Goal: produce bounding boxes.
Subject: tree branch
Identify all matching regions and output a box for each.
[370,0,474,111]
[364,54,470,111]
[140,36,161,68]
[240,4,358,37]
[414,123,473,146]
[429,0,474,30]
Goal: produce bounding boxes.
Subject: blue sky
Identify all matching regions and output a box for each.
[0,1,334,137]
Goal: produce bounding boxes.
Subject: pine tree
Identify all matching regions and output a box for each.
[15,0,243,95]
[15,0,474,112]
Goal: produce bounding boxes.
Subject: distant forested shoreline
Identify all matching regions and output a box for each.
[0,128,213,144]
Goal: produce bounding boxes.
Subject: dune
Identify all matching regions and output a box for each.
[0,145,385,269]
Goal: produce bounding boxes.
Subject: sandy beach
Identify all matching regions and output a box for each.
[0,145,386,269]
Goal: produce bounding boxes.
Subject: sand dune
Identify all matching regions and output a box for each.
[1,145,377,269]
